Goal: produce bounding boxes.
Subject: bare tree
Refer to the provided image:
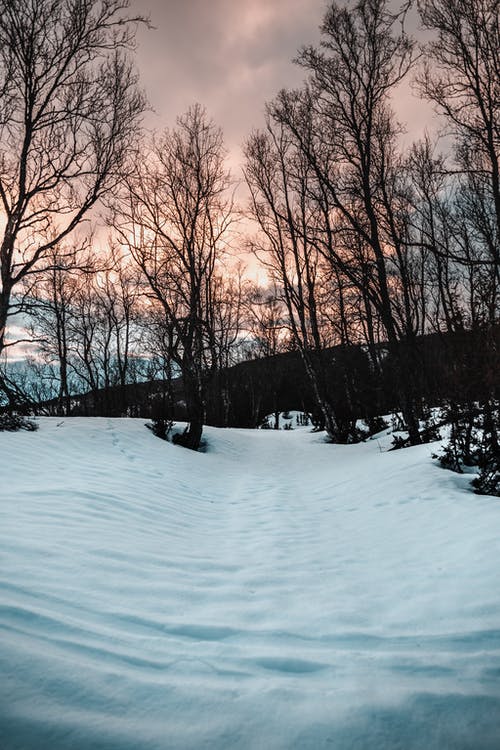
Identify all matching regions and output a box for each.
[115,105,233,450]
[268,0,425,443]
[418,0,500,284]
[24,240,93,415]
[244,282,288,361]
[415,0,500,491]
[245,124,349,439]
[205,265,247,372]
[0,0,146,375]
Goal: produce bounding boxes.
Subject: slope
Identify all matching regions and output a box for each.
[1,418,500,749]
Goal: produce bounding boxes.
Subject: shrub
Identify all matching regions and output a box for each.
[435,399,500,497]
[472,452,500,496]
[390,433,410,450]
[364,415,389,438]
[0,413,38,432]
[147,417,173,441]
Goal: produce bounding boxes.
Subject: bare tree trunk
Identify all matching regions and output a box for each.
[175,370,205,451]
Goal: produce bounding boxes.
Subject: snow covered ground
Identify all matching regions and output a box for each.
[1,417,500,749]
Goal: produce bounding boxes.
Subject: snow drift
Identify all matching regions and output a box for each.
[1,418,499,749]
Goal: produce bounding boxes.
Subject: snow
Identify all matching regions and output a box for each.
[1,417,500,749]
[260,410,309,429]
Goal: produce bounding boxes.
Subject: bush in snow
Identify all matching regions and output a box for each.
[472,402,500,497]
[473,451,500,497]
[0,413,38,432]
[363,415,389,438]
[419,412,442,443]
[390,434,409,450]
[149,417,173,441]
[146,403,173,442]
[434,400,500,497]
[434,402,482,472]
[390,409,441,450]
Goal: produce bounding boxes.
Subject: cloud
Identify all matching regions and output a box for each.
[133,0,325,155]
[132,0,434,172]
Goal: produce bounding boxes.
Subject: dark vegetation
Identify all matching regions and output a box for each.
[0,412,37,432]
[10,326,498,434]
[0,0,498,494]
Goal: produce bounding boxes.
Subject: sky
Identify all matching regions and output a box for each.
[4,0,436,361]
[133,0,324,163]
[131,0,435,174]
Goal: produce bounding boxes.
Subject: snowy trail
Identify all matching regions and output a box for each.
[1,418,500,749]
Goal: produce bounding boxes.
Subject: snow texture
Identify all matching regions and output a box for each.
[1,417,500,749]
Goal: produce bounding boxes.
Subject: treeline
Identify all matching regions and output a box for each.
[242,0,499,490]
[0,0,498,490]
[23,326,498,443]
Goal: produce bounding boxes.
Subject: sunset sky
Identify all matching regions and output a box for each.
[5,1,438,360]
[132,0,436,171]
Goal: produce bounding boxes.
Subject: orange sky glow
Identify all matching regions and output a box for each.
[3,0,440,361]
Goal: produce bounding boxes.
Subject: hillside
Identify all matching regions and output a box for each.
[1,418,500,748]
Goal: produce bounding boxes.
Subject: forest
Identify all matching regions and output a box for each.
[0,0,499,494]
